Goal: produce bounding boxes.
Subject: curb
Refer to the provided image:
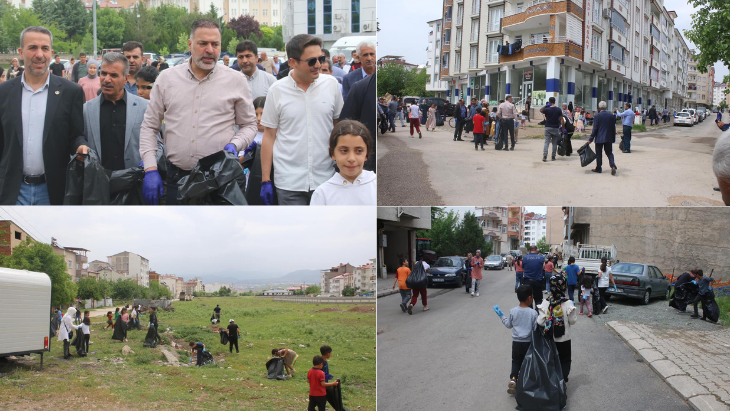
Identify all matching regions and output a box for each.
[376,289,399,299]
[606,321,730,411]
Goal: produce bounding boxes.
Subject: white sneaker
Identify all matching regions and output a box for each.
[423,307,429,311]
[476,293,480,297]
[602,306,609,314]
[471,292,474,297]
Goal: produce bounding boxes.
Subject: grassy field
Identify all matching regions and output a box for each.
[0,297,376,411]
[718,295,730,325]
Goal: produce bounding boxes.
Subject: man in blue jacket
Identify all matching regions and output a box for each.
[521,245,545,308]
[453,99,467,141]
[587,101,618,175]
[615,103,635,153]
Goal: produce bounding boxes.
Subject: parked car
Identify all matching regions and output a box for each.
[696,107,707,120]
[402,96,421,106]
[673,112,694,127]
[484,255,504,270]
[427,256,467,287]
[166,57,186,67]
[421,97,449,116]
[605,263,671,305]
[681,109,699,124]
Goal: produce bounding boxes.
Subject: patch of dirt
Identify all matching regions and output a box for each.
[348,305,376,313]
[667,196,724,206]
[316,307,342,312]
[1,397,140,411]
[209,324,222,333]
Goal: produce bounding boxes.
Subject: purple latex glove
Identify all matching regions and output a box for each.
[143,169,164,205]
[224,143,237,156]
[243,141,257,156]
[260,181,274,205]
[562,128,567,133]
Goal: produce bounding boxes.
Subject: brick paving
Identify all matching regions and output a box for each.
[608,320,730,411]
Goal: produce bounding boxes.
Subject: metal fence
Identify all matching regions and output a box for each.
[271,296,376,304]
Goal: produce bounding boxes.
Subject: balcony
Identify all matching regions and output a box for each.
[610,28,628,50]
[608,57,627,76]
[502,0,583,30]
[500,37,583,63]
[611,0,629,21]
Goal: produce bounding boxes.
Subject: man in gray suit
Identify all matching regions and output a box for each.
[341,41,376,101]
[83,52,148,170]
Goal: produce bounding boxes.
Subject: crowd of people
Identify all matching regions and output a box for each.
[0,22,377,206]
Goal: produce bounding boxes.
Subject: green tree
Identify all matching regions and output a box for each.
[536,236,549,254]
[50,0,88,39]
[720,100,729,110]
[342,286,355,297]
[227,36,240,55]
[96,7,125,49]
[221,27,236,53]
[0,239,78,307]
[376,61,414,97]
[416,209,461,256]
[304,285,321,295]
[218,286,232,297]
[149,281,172,299]
[31,0,54,23]
[457,211,491,255]
[258,25,275,48]
[403,68,433,97]
[684,0,730,76]
[77,277,101,301]
[175,31,188,53]
[159,46,169,57]
[97,279,112,300]
[111,278,138,300]
[121,3,158,48]
[270,25,284,51]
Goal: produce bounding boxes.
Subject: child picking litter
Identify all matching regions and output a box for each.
[494,284,538,394]
[307,355,339,411]
[537,274,578,384]
[580,275,594,317]
[82,311,91,353]
[272,347,299,376]
[310,120,375,205]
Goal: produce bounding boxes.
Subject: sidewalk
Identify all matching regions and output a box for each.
[377,274,398,298]
[608,320,730,411]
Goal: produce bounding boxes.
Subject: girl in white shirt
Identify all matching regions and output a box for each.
[81,313,91,353]
[596,257,616,314]
[311,120,376,205]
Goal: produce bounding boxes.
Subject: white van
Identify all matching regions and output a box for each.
[329,35,376,66]
[0,268,52,368]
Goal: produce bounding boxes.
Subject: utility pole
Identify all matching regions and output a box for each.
[93,0,97,60]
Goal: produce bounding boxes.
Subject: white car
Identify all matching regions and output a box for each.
[681,109,699,124]
[673,112,693,127]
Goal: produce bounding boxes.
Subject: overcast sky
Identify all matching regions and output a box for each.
[378,0,729,81]
[0,207,375,278]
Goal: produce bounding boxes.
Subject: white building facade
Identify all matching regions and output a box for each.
[354,259,376,294]
[107,251,150,287]
[437,0,691,113]
[426,18,449,99]
[227,0,283,26]
[523,215,547,246]
[282,0,376,48]
[713,83,727,107]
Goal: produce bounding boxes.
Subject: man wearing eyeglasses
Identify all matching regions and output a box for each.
[236,40,277,99]
[139,19,258,205]
[259,34,344,205]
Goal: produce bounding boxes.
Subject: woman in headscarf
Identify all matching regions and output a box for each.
[77,61,100,102]
[537,274,577,384]
[6,58,23,80]
[112,307,128,342]
[58,307,81,359]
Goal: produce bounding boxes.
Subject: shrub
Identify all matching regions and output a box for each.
[632,124,647,132]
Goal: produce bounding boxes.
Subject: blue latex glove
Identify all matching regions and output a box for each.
[138,160,144,168]
[613,285,618,292]
[493,305,504,317]
[325,373,334,381]
[691,280,697,285]
[243,141,257,156]
[562,128,567,133]
[583,294,588,300]
[546,102,552,107]
[142,169,164,205]
[224,143,237,156]
[260,181,274,205]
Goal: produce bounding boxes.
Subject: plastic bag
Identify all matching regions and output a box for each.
[177,151,248,205]
[515,327,567,411]
[220,330,229,345]
[63,149,111,205]
[242,144,278,206]
[326,380,350,411]
[71,332,87,357]
[701,291,719,323]
[109,167,145,205]
[143,325,159,348]
[266,357,287,380]
[577,144,596,167]
[406,262,428,289]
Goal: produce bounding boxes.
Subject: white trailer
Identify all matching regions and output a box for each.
[0,267,52,368]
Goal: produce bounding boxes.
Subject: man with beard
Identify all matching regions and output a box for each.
[122,41,144,95]
[342,41,375,100]
[0,26,89,205]
[139,19,258,205]
[82,52,149,171]
[236,40,277,99]
[259,34,343,205]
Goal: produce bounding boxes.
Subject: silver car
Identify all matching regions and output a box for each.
[484,255,503,270]
[673,112,693,127]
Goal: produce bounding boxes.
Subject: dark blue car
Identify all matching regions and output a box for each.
[427,256,467,287]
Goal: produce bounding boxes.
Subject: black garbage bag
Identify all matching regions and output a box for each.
[50,317,59,337]
[177,151,248,205]
[266,357,287,380]
[200,349,215,366]
[326,380,350,411]
[701,291,720,323]
[109,167,145,205]
[242,144,278,205]
[577,144,596,167]
[111,316,127,342]
[515,327,567,411]
[63,149,111,205]
[406,262,428,289]
[71,332,87,357]
[143,325,159,348]
[220,330,229,345]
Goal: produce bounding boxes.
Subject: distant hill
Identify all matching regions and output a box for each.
[199,269,322,285]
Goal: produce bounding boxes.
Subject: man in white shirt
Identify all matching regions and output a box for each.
[236,40,277,99]
[259,34,343,205]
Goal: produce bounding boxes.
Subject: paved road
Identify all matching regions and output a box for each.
[377,268,692,411]
[377,113,727,206]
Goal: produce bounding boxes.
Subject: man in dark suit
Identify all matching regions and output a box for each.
[587,100,618,175]
[453,98,467,141]
[341,41,375,100]
[340,72,376,172]
[0,26,88,205]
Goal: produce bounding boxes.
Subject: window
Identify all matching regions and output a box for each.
[470,46,478,68]
[661,33,667,44]
[446,5,452,21]
[443,28,451,45]
[243,8,248,14]
[591,32,601,60]
[488,39,499,62]
[273,9,277,16]
[307,0,315,34]
[610,13,627,35]
[634,56,639,72]
[457,4,464,25]
[516,2,524,13]
[455,52,461,72]
[471,0,480,15]
[14,231,21,240]
[471,20,479,41]
[489,7,503,32]
[323,0,332,34]
[352,0,360,32]
[232,8,236,16]
[456,29,462,46]
[650,67,658,80]
[593,0,601,24]
[650,24,660,39]
[253,9,258,15]
[635,7,640,27]
[442,51,449,68]
[609,42,626,64]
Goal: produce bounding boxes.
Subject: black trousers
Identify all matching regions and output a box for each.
[454,119,465,140]
[598,287,608,311]
[692,295,703,317]
[511,341,532,379]
[229,337,239,352]
[166,160,192,205]
[63,340,70,358]
[523,277,544,308]
[500,119,515,149]
[595,143,616,171]
[555,340,572,381]
[308,395,326,411]
[84,334,90,353]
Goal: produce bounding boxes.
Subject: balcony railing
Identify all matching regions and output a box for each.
[610,22,627,36]
[608,54,625,65]
[504,0,551,16]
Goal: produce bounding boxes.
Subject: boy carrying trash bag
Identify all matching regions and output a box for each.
[494,285,538,395]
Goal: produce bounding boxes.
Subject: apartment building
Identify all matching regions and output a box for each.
[107,251,150,287]
[159,275,179,296]
[686,55,715,108]
[523,213,547,246]
[0,220,34,257]
[438,0,692,114]
[713,83,727,107]
[330,273,354,296]
[476,207,509,255]
[227,0,282,25]
[426,19,450,99]
[282,0,376,48]
[354,259,377,294]
[320,263,355,293]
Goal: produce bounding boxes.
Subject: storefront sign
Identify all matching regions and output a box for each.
[523,70,533,81]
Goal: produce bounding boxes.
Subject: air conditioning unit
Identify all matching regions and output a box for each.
[363,23,372,31]
[333,25,342,32]
[603,9,611,19]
